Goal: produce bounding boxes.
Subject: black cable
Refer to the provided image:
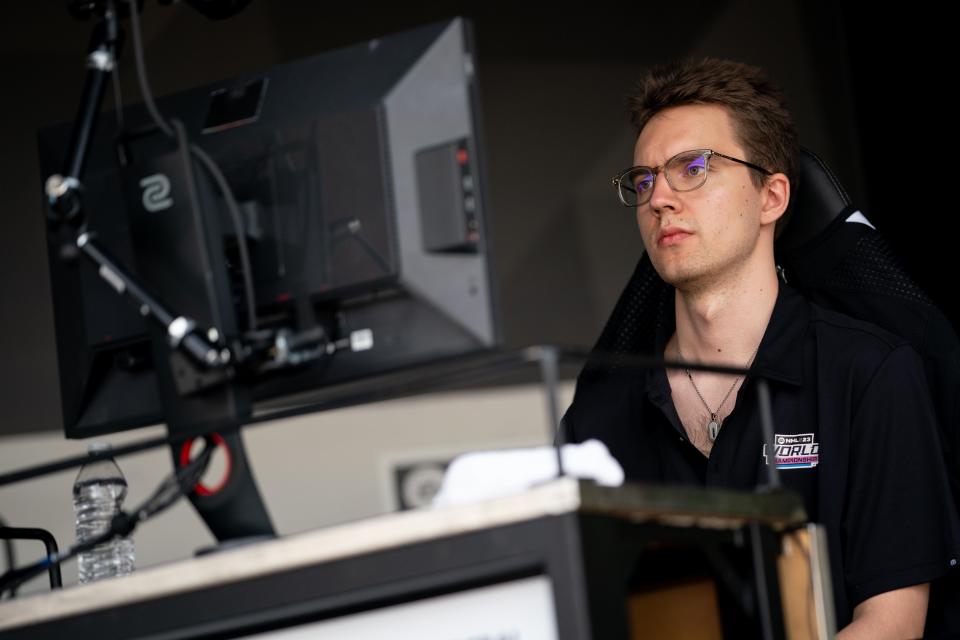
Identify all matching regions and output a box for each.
[330,218,392,274]
[0,516,16,600]
[125,0,171,137]
[0,434,171,488]
[110,48,125,133]
[0,347,755,489]
[190,143,259,330]
[124,0,258,330]
[0,438,215,597]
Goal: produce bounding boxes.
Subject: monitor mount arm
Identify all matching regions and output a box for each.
[42,2,316,543]
[45,3,330,387]
[45,4,231,373]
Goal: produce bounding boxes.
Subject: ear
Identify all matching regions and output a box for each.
[759,172,790,227]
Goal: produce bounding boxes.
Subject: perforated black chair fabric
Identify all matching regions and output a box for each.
[571,146,960,633]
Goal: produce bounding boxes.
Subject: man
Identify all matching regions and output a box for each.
[561,57,959,637]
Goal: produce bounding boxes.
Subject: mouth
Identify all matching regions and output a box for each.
[657,229,693,247]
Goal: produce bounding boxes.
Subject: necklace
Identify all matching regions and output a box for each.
[675,342,761,442]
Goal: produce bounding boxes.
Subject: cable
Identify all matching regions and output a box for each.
[126,0,171,138]
[0,434,171,488]
[124,0,258,330]
[110,49,125,133]
[190,143,259,330]
[170,117,258,333]
[329,218,392,275]
[0,516,16,600]
[0,438,216,597]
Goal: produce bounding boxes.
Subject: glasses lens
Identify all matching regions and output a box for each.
[666,151,709,192]
[618,168,655,206]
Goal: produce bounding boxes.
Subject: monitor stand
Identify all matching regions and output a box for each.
[168,428,275,544]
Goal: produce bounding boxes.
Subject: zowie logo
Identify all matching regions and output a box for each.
[140,174,173,212]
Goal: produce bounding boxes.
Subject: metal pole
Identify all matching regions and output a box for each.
[538,346,564,477]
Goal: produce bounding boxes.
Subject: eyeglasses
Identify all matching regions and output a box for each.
[611,148,773,207]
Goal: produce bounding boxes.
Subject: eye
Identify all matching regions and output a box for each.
[629,170,654,193]
[635,175,654,192]
[681,156,707,178]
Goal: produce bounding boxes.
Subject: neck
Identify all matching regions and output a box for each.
[670,265,779,367]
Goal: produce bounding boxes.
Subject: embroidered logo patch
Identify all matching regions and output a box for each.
[763,433,819,469]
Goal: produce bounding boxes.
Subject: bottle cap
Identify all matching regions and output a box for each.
[87,441,112,454]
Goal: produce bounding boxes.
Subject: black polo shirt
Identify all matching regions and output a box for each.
[562,283,960,628]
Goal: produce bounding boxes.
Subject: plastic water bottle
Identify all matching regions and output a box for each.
[72,442,135,583]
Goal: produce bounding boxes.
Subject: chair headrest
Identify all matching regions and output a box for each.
[776,147,852,253]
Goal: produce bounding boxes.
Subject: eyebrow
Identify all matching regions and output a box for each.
[635,147,706,167]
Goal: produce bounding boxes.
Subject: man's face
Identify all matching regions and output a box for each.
[633,103,771,291]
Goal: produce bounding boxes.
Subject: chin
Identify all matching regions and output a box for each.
[654,262,712,291]
[650,257,693,284]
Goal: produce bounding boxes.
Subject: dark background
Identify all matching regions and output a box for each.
[0,1,949,436]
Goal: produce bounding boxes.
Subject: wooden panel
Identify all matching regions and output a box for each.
[778,528,818,640]
[626,528,820,639]
[627,579,723,640]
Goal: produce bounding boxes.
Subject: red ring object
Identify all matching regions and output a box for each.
[178,433,232,496]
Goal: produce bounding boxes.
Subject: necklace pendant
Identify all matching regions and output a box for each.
[708,417,720,441]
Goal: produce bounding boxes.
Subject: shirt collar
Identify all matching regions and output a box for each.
[648,282,808,390]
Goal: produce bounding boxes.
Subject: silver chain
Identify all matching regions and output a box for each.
[675,341,761,441]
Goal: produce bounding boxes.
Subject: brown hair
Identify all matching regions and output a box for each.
[628,57,799,236]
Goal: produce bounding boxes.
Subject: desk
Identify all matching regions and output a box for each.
[0,478,832,639]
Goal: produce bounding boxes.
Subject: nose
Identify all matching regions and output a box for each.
[648,170,679,216]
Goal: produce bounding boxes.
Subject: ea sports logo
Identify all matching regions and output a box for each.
[140,174,173,212]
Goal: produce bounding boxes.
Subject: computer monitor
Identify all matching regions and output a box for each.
[39,17,499,440]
